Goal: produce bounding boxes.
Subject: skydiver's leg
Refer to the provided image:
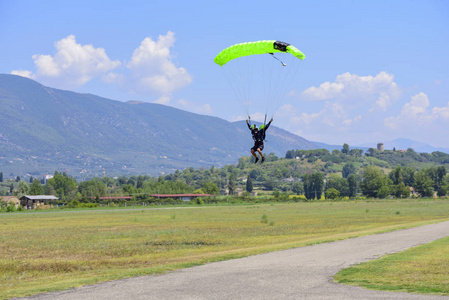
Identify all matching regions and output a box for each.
[251,148,258,158]
[251,146,259,163]
[257,144,265,163]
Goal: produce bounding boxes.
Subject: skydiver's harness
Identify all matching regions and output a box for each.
[248,115,268,143]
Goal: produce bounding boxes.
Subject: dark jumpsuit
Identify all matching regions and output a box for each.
[247,120,272,152]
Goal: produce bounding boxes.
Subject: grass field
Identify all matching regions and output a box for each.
[334,236,449,295]
[1,199,449,299]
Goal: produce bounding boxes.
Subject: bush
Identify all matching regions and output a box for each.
[261,214,268,224]
[78,203,99,208]
[68,199,80,208]
[6,204,16,212]
[325,188,340,200]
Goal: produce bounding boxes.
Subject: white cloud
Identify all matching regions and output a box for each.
[302,71,401,111]
[292,111,321,125]
[432,104,449,119]
[276,74,448,147]
[302,81,344,100]
[11,70,32,78]
[385,93,449,129]
[271,72,405,144]
[194,104,212,115]
[11,32,193,104]
[127,31,193,103]
[231,115,247,122]
[154,95,171,105]
[402,92,430,116]
[12,35,121,89]
[101,72,124,85]
[176,99,213,115]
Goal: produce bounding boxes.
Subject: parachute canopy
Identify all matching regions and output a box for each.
[214,40,305,67]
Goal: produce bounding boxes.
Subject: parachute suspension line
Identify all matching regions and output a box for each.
[269,54,303,117]
[264,53,293,117]
[269,53,287,67]
[221,57,253,118]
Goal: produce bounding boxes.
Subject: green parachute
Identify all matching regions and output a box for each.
[214,40,306,120]
[214,40,305,67]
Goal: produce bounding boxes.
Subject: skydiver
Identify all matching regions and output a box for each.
[246,118,273,164]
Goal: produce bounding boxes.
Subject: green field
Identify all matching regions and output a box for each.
[334,236,449,295]
[1,199,449,299]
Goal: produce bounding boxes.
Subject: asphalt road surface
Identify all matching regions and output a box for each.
[21,220,449,300]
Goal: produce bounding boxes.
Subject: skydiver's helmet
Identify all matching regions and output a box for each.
[259,124,265,130]
[251,124,257,130]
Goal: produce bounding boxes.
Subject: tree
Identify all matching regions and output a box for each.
[245,177,253,193]
[237,156,250,169]
[402,167,415,187]
[347,174,358,198]
[313,172,325,199]
[122,183,137,196]
[136,175,144,189]
[342,143,350,155]
[263,178,276,191]
[14,180,30,198]
[78,179,107,201]
[29,179,44,195]
[389,166,403,185]
[46,172,77,201]
[377,184,391,199]
[292,182,304,195]
[413,170,434,197]
[302,174,313,200]
[326,175,349,197]
[438,183,449,197]
[228,174,236,195]
[15,176,21,182]
[342,163,356,179]
[249,168,262,180]
[350,149,363,157]
[366,148,378,157]
[202,182,219,195]
[285,150,295,159]
[0,172,3,182]
[360,166,392,198]
[302,172,324,200]
[435,166,447,190]
[392,182,410,198]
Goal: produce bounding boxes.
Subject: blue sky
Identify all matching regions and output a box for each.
[1,0,449,148]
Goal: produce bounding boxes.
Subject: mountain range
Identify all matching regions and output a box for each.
[0,74,319,179]
[1,74,446,179]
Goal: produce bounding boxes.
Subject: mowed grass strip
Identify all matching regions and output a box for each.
[1,199,449,298]
[334,236,449,296]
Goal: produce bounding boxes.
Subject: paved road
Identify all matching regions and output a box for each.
[22,220,449,300]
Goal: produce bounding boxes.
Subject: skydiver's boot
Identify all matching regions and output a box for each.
[261,156,265,164]
[254,157,259,164]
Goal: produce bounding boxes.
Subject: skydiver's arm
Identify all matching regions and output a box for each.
[246,119,252,130]
[264,118,273,131]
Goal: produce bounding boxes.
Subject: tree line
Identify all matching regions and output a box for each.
[1,144,449,208]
